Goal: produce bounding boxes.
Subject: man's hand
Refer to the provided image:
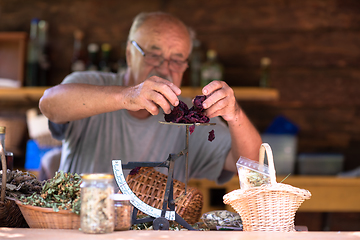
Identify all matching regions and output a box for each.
[201,80,240,123]
[123,76,181,115]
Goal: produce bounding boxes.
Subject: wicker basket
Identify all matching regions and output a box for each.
[223,143,311,232]
[0,143,28,227]
[15,200,80,229]
[126,167,203,224]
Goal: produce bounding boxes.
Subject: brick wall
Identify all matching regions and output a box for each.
[1,0,360,170]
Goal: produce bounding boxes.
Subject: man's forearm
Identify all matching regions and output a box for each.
[39,83,124,124]
[223,108,262,172]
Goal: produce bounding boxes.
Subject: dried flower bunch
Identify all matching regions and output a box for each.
[241,170,270,188]
[164,95,210,124]
[164,95,215,142]
[20,171,81,215]
[0,169,42,199]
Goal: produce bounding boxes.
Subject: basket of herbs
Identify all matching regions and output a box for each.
[15,171,81,229]
[224,143,311,232]
[0,144,42,228]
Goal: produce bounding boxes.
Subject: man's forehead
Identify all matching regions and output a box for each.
[135,29,190,57]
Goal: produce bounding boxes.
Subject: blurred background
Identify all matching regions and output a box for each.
[1,0,360,231]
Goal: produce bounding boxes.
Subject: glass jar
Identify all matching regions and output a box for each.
[0,126,13,171]
[80,173,114,234]
[111,194,133,231]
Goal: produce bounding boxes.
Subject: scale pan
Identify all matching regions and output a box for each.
[159,121,216,126]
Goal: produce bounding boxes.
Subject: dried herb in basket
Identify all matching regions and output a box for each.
[19,171,81,215]
[0,169,43,199]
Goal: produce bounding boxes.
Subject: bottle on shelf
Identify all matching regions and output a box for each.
[0,126,13,171]
[99,43,111,72]
[86,43,99,71]
[38,20,50,86]
[71,30,86,72]
[25,18,40,86]
[200,49,223,88]
[190,39,202,87]
[259,57,271,88]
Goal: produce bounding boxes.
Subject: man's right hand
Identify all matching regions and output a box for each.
[121,76,181,115]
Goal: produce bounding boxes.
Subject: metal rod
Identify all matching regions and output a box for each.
[185,125,189,195]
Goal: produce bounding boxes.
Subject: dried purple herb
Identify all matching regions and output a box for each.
[193,95,207,111]
[208,130,215,142]
[129,167,141,175]
[164,95,215,142]
[164,95,209,124]
[189,125,195,135]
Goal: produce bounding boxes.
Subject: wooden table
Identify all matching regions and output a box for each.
[0,228,359,240]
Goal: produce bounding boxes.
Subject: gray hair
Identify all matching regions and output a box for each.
[127,12,195,49]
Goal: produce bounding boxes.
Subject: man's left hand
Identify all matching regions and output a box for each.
[201,80,240,123]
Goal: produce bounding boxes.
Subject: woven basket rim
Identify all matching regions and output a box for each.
[15,200,76,215]
[224,183,311,203]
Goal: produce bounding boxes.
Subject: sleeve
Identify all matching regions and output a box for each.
[48,120,69,140]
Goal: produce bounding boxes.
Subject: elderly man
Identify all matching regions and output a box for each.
[39,11,262,184]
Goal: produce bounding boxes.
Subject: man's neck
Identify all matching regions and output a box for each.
[123,69,132,87]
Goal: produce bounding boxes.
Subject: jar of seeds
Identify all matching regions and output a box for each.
[80,174,114,234]
[111,194,133,231]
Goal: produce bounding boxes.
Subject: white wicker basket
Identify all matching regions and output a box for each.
[223,143,311,232]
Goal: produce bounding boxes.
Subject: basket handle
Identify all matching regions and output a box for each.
[0,142,6,202]
[259,143,277,185]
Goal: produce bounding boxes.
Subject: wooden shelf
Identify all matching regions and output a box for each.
[0,87,47,102]
[181,86,279,101]
[189,175,360,214]
[0,86,279,104]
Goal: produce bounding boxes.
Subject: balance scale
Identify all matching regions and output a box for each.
[112,121,215,230]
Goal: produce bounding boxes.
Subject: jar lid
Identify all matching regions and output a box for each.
[81,173,114,180]
[111,194,132,201]
[0,126,5,134]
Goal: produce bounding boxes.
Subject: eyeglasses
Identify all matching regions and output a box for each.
[131,40,188,73]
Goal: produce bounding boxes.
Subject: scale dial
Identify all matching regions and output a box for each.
[112,160,176,220]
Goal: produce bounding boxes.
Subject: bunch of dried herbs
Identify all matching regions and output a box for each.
[246,170,270,187]
[0,169,43,199]
[20,171,81,215]
[131,215,209,231]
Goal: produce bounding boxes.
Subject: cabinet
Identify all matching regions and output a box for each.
[0,32,27,85]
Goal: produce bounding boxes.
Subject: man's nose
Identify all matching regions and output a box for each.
[156,59,171,76]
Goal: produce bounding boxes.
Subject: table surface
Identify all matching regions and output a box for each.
[0,228,359,240]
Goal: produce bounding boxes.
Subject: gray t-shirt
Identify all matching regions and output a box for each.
[49,71,233,184]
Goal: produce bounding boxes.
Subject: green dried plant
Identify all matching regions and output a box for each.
[245,170,270,187]
[20,171,82,215]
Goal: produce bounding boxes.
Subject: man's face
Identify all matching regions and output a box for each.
[126,21,192,88]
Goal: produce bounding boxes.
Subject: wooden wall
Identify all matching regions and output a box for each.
[1,0,360,231]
